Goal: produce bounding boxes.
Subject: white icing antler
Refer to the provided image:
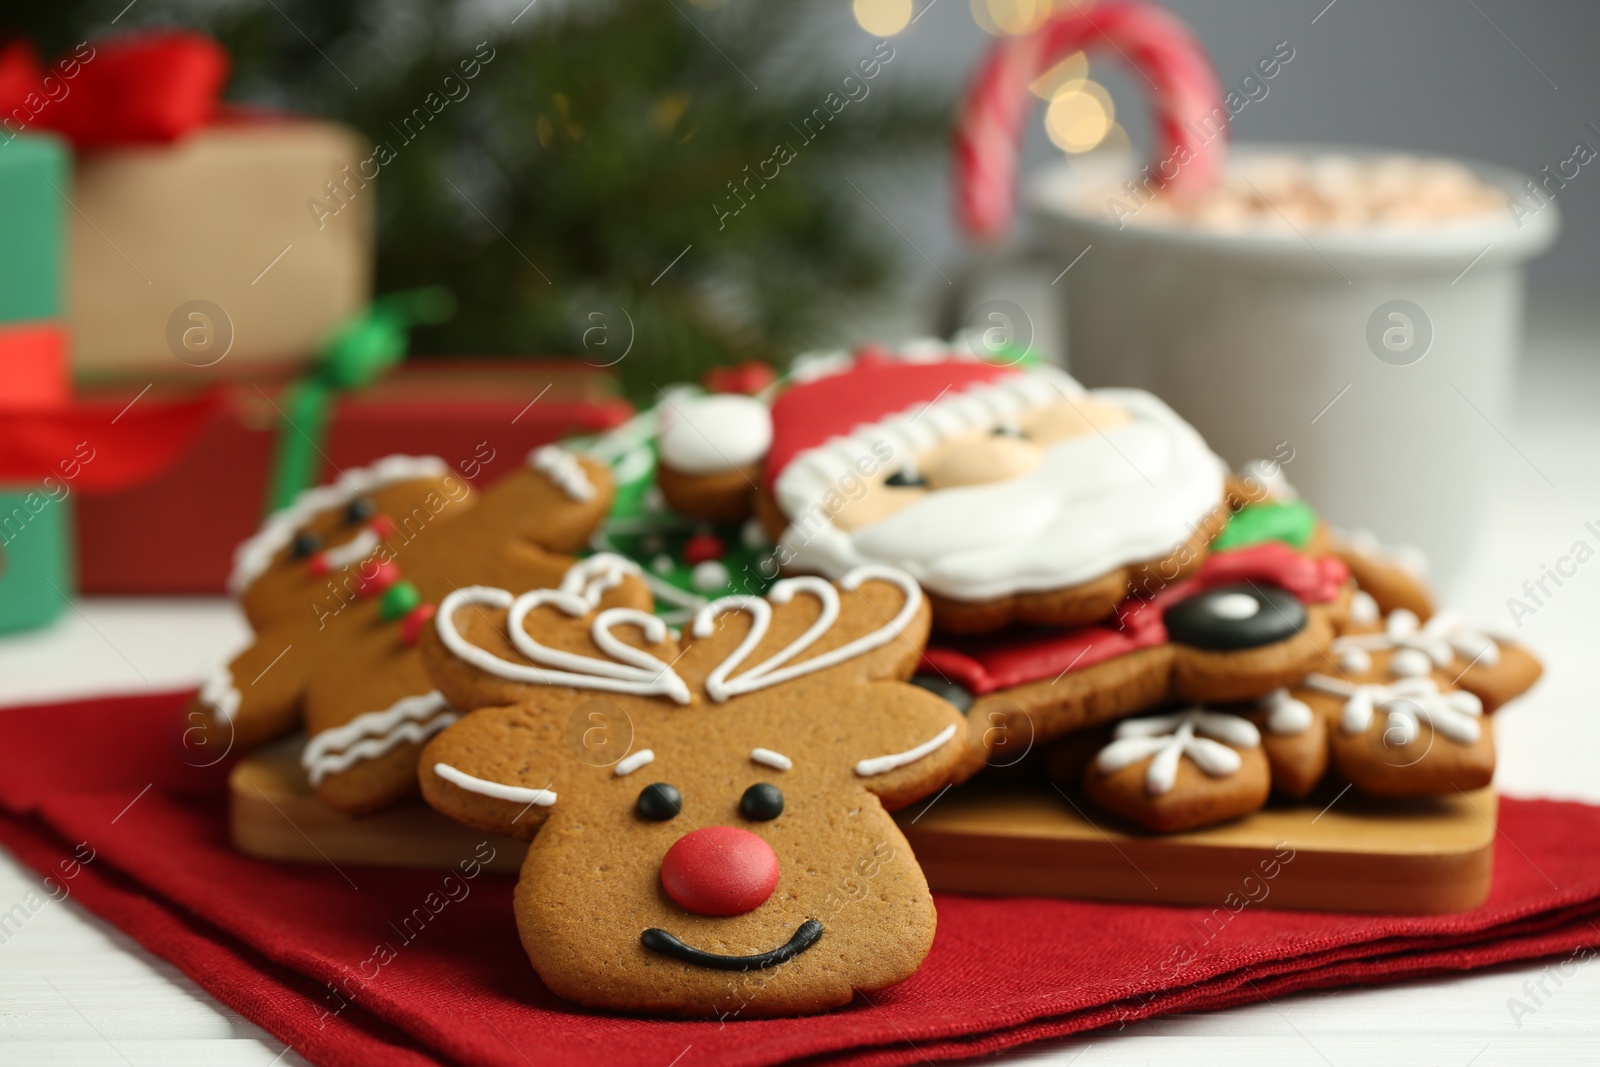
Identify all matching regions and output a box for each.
[1334,608,1500,677]
[557,553,641,606]
[436,582,691,705]
[691,565,923,703]
[1095,709,1261,796]
[1302,674,1483,745]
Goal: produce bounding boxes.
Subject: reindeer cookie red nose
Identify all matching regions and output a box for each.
[660,826,779,917]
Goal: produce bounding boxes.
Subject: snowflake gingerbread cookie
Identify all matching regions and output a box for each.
[1064,603,1541,832]
[415,556,965,1017]
[190,448,651,815]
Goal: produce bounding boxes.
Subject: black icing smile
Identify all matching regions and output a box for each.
[640,919,823,970]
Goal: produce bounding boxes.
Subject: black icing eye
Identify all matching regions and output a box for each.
[885,469,926,488]
[1163,583,1306,652]
[344,496,376,524]
[739,783,784,821]
[991,425,1026,439]
[636,782,682,821]
[290,530,323,559]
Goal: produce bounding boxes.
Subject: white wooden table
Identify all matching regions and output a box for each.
[3,311,1598,1065]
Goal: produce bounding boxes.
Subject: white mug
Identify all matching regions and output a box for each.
[962,144,1558,590]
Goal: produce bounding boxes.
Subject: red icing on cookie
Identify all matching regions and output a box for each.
[924,544,1348,694]
[703,361,777,396]
[764,357,1017,486]
[660,826,780,917]
[683,532,724,565]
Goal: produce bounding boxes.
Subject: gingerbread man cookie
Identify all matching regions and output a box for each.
[1084,708,1272,833]
[415,558,965,1017]
[191,449,651,815]
[921,542,1349,778]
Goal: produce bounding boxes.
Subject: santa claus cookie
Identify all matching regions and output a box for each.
[651,341,1230,634]
[190,449,651,815]
[415,558,965,1017]
[921,542,1350,779]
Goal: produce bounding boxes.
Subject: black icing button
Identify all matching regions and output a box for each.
[910,674,974,715]
[1163,583,1306,652]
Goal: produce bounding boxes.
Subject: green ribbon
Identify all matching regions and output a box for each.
[265,287,456,514]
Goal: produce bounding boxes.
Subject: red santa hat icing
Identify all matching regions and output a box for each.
[763,342,1036,489]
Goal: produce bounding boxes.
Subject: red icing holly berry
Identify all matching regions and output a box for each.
[683,532,724,566]
[357,559,401,597]
[659,826,779,917]
[703,361,776,396]
[400,603,437,646]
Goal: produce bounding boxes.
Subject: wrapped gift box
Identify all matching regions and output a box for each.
[75,361,633,594]
[0,134,73,633]
[0,31,372,381]
[70,117,372,379]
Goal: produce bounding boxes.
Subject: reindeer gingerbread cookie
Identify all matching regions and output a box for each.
[652,340,1232,634]
[191,449,651,815]
[415,556,965,1017]
[1061,603,1541,832]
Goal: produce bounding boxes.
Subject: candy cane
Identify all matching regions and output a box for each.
[955,1,1227,240]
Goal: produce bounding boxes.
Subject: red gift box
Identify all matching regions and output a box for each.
[75,360,632,594]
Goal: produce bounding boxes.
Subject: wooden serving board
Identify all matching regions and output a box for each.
[897,780,1496,914]
[231,739,1495,914]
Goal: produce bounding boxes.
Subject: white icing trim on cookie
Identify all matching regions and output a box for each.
[751,747,793,771]
[1302,674,1483,745]
[199,663,241,723]
[1348,589,1381,626]
[301,691,457,786]
[773,383,1225,603]
[433,762,557,806]
[692,566,923,703]
[613,749,656,776]
[529,446,596,502]
[228,455,450,596]
[437,559,923,711]
[1333,608,1500,678]
[657,393,772,474]
[855,724,958,777]
[438,585,693,705]
[559,553,640,606]
[1259,688,1314,736]
[1096,709,1260,796]
[1336,527,1430,581]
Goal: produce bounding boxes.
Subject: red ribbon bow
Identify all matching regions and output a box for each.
[0,31,229,150]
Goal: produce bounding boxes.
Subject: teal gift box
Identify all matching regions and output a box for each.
[0,133,74,634]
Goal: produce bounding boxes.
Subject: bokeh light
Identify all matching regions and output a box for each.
[1044,79,1114,153]
[971,0,1053,36]
[854,0,914,36]
[1029,52,1088,99]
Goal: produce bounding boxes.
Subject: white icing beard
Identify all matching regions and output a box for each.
[775,388,1225,602]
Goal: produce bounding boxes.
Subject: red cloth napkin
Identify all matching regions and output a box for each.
[4,690,1599,1067]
